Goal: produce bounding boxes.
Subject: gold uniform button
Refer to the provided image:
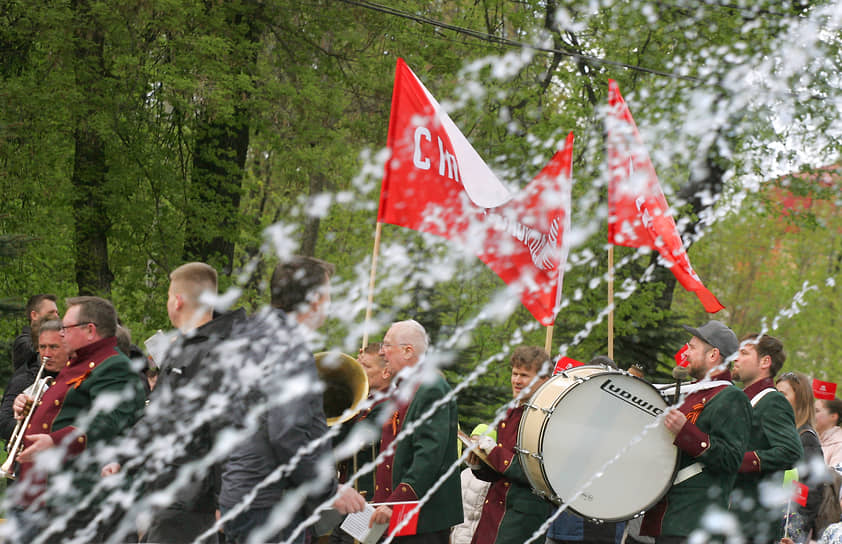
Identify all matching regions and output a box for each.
[497,443,503,448]
[504,482,510,487]
[77,437,84,443]
[375,485,379,490]
[753,460,758,465]
[484,499,489,504]
[386,464,391,469]
[42,423,48,430]
[503,460,509,465]
[501,422,506,429]
[700,442,707,448]
[54,400,60,406]
[401,485,408,492]
[89,362,95,368]
[65,362,70,366]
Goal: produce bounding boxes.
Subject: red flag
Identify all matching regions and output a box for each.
[813,379,838,400]
[387,501,420,537]
[675,344,689,367]
[792,480,809,507]
[553,356,584,375]
[606,80,724,314]
[378,58,573,325]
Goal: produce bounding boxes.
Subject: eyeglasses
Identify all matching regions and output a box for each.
[61,321,93,332]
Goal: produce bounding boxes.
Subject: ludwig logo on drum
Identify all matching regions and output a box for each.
[600,379,663,417]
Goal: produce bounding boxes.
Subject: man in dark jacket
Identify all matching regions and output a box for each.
[11,294,59,371]
[217,256,365,544]
[101,262,246,543]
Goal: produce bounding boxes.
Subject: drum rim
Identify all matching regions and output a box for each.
[518,366,680,522]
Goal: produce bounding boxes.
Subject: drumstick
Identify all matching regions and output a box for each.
[672,366,689,405]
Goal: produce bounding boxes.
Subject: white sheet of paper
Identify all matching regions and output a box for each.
[143,330,175,367]
[339,503,388,544]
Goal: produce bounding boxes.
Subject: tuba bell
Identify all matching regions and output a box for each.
[315,352,369,427]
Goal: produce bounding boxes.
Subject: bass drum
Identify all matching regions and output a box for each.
[517,366,678,521]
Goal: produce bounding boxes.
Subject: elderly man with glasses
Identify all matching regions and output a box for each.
[7,296,145,542]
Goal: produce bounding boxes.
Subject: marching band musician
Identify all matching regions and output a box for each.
[640,320,752,544]
[730,334,802,543]
[330,342,394,544]
[468,345,552,544]
[7,296,146,541]
[0,317,64,443]
[371,320,463,543]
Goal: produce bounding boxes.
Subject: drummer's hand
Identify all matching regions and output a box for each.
[370,505,392,527]
[664,408,687,435]
[466,450,482,469]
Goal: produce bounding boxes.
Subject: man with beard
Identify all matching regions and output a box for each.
[640,320,752,544]
[730,334,802,543]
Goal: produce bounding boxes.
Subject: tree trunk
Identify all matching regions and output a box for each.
[71,8,112,296]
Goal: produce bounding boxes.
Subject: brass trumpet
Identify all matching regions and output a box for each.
[1,357,54,479]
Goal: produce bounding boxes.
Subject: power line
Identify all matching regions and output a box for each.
[335,0,708,83]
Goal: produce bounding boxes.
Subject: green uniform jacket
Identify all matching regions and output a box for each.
[642,377,752,538]
[17,336,146,506]
[375,373,463,534]
[470,405,551,544]
[731,378,803,542]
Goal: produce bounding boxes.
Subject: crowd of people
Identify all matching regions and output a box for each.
[3,260,842,544]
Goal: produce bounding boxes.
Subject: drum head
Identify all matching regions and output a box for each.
[528,371,677,521]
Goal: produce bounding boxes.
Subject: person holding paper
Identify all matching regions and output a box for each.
[371,320,463,543]
[468,345,553,544]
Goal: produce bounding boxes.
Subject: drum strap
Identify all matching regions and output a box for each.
[673,462,704,485]
[750,387,776,407]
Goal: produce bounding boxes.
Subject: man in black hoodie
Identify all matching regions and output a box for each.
[101,262,246,543]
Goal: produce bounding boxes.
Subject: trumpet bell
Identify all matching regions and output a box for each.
[315,352,369,427]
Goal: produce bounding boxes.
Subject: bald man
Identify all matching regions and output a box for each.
[371,320,463,543]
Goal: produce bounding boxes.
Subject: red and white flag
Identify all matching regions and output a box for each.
[387,501,420,536]
[813,379,838,400]
[553,356,584,375]
[792,480,809,507]
[606,79,724,313]
[378,58,573,325]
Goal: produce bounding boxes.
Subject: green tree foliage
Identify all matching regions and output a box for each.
[1,0,841,429]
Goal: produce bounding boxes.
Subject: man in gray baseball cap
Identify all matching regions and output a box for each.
[640,318,751,542]
[681,319,739,374]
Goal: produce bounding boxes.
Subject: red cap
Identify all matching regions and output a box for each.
[813,379,837,400]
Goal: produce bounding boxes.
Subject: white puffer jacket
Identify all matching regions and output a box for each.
[450,468,491,544]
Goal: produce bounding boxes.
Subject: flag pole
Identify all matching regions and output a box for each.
[362,221,384,349]
[545,325,553,354]
[608,245,615,360]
